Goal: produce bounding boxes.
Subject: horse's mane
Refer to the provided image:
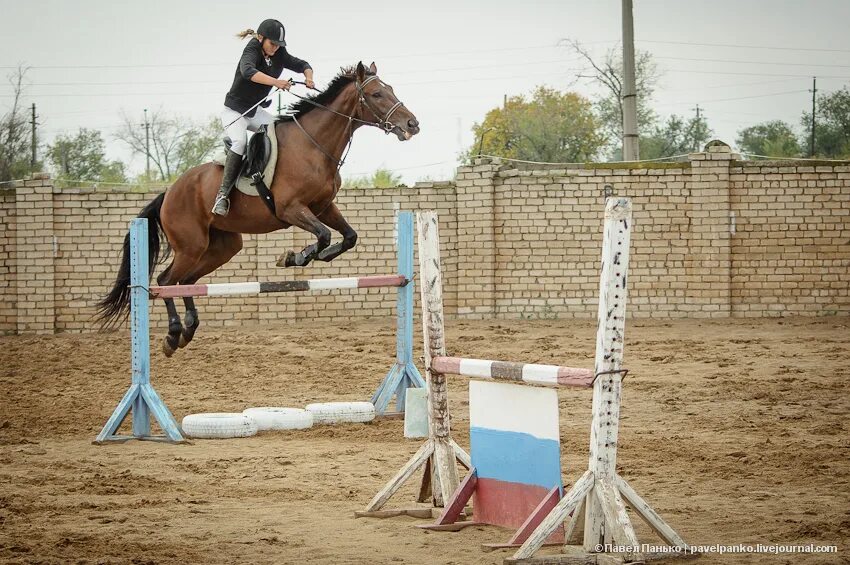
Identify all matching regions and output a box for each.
[276,65,375,122]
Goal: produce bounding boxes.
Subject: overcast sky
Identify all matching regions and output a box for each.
[2,0,849,184]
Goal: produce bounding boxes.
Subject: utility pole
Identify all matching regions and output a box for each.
[809,77,817,157]
[30,103,38,170]
[142,108,151,180]
[621,0,639,161]
[690,104,703,151]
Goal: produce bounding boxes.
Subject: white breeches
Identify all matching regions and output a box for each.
[221,106,275,155]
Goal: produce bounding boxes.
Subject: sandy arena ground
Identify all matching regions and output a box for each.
[1,316,849,565]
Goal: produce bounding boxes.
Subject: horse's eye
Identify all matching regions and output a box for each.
[372,92,382,98]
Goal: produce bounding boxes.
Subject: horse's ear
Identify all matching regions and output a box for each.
[369,61,377,74]
[356,61,366,81]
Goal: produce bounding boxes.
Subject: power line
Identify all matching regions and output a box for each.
[656,55,850,69]
[663,77,800,93]
[18,58,582,88]
[638,39,850,54]
[347,160,452,176]
[660,68,850,80]
[668,89,809,104]
[0,41,580,72]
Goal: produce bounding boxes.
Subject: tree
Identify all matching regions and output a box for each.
[46,128,127,183]
[639,114,713,160]
[801,87,850,158]
[467,86,606,163]
[345,167,404,188]
[565,39,660,158]
[736,120,801,158]
[116,110,220,181]
[0,67,36,182]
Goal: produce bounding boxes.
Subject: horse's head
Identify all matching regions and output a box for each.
[355,62,420,141]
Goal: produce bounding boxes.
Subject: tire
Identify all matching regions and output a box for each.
[181,413,258,439]
[243,407,313,431]
[305,401,376,425]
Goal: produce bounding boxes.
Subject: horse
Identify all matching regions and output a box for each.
[97,62,420,356]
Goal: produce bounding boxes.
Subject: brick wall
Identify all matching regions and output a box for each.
[730,162,850,316]
[0,185,16,330]
[1,146,847,334]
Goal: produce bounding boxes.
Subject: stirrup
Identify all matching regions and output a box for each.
[212,194,230,216]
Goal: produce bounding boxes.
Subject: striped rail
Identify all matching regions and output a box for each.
[149,275,408,298]
[96,211,424,446]
[363,203,690,563]
[431,357,593,388]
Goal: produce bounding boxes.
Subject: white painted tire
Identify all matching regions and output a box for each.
[305,401,376,425]
[181,413,258,439]
[243,407,313,431]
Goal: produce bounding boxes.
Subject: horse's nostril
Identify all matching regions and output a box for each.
[408,119,419,129]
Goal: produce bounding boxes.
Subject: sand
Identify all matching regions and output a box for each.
[1,316,848,564]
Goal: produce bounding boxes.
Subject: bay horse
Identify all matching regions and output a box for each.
[97,62,420,356]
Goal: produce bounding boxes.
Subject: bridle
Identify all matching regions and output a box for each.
[285,73,410,201]
[288,73,408,136]
[355,75,406,134]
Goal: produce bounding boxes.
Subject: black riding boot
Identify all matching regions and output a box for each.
[212,148,242,216]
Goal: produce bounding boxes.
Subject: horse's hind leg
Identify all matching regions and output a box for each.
[156,265,186,357]
[178,297,199,349]
[177,229,244,348]
[275,204,332,268]
[157,244,207,357]
[316,203,358,262]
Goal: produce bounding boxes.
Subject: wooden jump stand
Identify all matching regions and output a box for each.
[359,202,693,563]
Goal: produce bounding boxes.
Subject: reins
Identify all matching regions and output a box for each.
[222,72,409,206]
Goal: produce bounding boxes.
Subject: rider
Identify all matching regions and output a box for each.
[213,19,316,216]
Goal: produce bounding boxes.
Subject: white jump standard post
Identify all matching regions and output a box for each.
[511,197,691,562]
[358,212,595,519]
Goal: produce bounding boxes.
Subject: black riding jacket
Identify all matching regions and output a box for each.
[224,38,311,117]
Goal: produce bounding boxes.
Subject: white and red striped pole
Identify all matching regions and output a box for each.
[149,274,407,299]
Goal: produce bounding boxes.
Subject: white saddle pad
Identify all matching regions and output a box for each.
[212,125,279,196]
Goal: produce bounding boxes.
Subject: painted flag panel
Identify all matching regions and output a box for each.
[469,380,563,531]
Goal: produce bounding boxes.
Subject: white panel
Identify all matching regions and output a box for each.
[459,358,493,378]
[469,380,560,442]
[207,282,261,296]
[308,277,358,290]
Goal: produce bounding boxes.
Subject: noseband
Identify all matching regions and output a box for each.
[356,75,405,134]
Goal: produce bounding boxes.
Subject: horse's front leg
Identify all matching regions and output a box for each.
[276,204,331,267]
[316,202,358,262]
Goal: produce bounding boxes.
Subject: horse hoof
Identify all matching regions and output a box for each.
[162,341,176,357]
[178,333,189,348]
[277,251,296,268]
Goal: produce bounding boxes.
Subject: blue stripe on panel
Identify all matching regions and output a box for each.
[470,427,562,490]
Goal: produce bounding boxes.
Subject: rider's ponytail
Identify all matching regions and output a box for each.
[236,29,257,40]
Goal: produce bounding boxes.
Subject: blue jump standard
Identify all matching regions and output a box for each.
[95,218,184,443]
[370,212,426,415]
[95,211,424,444]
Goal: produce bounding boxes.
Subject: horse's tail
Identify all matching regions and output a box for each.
[96,192,169,328]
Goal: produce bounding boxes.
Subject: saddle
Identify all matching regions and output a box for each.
[212,124,279,215]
